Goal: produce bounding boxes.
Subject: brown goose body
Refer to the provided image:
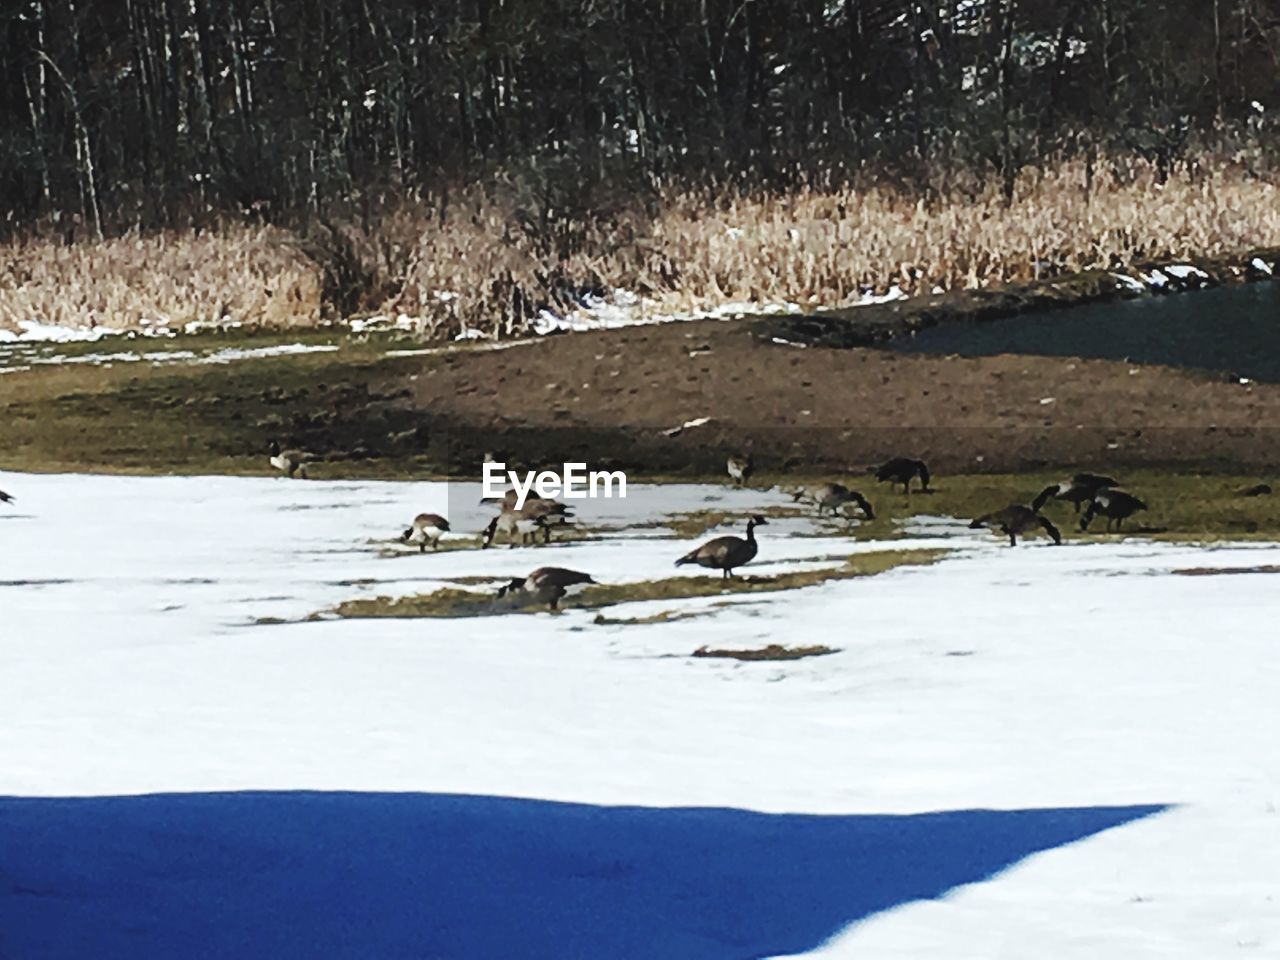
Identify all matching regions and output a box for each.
[482,490,573,540]
[676,516,767,579]
[807,483,875,519]
[1032,473,1119,513]
[482,502,564,548]
[970,504,1062,546]
[1080,489,1147,532]
[872,458,930,494]
[400,513,451,552]
[267,440,315,479]
[497,566,596,610]
[726,453,754,486]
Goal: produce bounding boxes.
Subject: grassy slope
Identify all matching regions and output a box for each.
[0,334,435,476]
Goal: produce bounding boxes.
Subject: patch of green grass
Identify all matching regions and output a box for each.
[1172,564,1280,576]
[0,335,443,477]
[326,547,949,620]
[692,643,838,661]
[373,536,488,558]
[334,588,498,619]
[768,469,1280,545]
[592,608,717,626]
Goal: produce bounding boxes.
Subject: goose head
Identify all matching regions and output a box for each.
[496,577,526,598]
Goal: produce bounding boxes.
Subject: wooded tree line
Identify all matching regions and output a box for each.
[2,0,1278,239]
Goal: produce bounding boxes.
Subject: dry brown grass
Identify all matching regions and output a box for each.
[0,224,320,334]
[3,157,1278,338]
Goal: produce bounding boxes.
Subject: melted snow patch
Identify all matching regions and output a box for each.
[1164,264,1208,280]
[196,343,339,364]
[530,285,908,335]
[8,342,338,370]
[0,320,133,344]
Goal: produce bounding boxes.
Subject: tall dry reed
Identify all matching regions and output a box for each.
[2,158,1277,339]
[0,225,320,334]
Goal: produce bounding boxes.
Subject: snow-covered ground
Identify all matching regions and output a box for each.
[2,472,1278,957]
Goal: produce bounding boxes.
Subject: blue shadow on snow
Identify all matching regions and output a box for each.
[0,792,1166,960]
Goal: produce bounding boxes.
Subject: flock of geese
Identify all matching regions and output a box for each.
[353,445,1149,610]
[970,472,1149,546]
[0,448,1155,612]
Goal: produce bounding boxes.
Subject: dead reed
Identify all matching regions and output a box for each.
[0,225,320,334]
[2,157,1277,339]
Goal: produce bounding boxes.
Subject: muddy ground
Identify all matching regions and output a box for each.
[2,310,1279,480]
[413,318,1280,476]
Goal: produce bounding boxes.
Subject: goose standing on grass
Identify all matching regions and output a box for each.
[1031,473,1119,513]
[969,504,1062,546]
[267,440,316,479]
[400,513,450,552]
[1080,489,1147,532]
[676,516,767,579]
[872,458,931,495]
[497,567,596,610]
[727,451,754,487]
[795,483,875,519]
[0,489,14,505]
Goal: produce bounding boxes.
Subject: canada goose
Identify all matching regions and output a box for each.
[872,458,931,495]
[0,489,14,504]
[482,503,556,548]
[480,488,521,508]
[675,515,767,579]
[480,490,573,543]
[726,452,754,486]
[969,504,1062,546]
[496,566,596,610]
[795,483,875,520]
[1080,489,1147,532]
[399,513,450,552]
[1031,473,1119,513]
[267,440,315,479]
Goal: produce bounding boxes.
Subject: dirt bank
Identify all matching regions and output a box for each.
[410,318,1280,476]
[4,313,1280,479]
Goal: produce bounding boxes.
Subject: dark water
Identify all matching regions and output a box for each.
[890,282,1280,381]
